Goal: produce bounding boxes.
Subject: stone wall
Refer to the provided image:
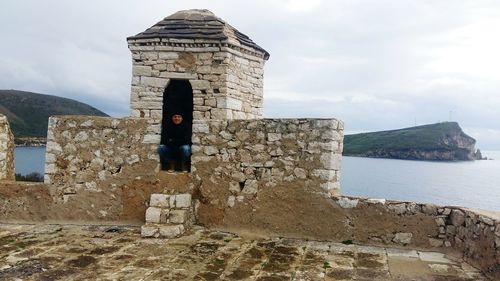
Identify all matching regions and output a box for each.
[330,196,500,279]
[43,116,162,222]
[0,114,15,180]
[189,118,344,227]
[128,41,266,126]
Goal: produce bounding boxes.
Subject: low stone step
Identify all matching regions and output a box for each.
[141,223,185,238]
[141,193,194,238]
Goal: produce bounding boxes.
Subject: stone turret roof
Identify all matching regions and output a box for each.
[128,9,269,59]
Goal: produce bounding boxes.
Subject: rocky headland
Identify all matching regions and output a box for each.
[0,89,108,145]
[343,122,484,161]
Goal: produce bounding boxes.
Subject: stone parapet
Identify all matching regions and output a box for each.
[191,118,344,196]
[0,114,15,180]
[43,116,161,221]
[330,196,500,280]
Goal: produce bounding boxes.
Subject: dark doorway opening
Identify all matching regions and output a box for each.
[160,79,193,172]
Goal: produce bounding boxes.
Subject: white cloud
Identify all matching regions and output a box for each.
[1,0,500,148]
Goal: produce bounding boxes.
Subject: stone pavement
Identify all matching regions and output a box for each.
[0,224,489,280]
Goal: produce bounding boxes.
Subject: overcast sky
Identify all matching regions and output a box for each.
[1,0,499,149]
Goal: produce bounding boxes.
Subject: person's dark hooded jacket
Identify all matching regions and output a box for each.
[160,114,191,146]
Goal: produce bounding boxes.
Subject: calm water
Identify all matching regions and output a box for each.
[13,147,500,211]
[14,146,46,175]
[341,151,500,211]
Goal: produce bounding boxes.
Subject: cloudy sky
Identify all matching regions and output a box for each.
[1,0,499,149]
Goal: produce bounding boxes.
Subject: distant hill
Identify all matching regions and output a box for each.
[0,90,109,142]
[343,122,481,161]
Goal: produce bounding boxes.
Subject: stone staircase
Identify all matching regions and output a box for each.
[141,193,193,238]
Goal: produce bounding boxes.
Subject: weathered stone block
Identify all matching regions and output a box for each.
[435,217,446,226]
[158,52,179,60]
[217,97,242,111]
[190,80,210,90]
[150,194,170,208]
[145,207,168,223]
[169,210,189,224]
[393,232,412,244]
[422,204,438,215]
[141,76,169,88]
[388,203,407,215]
[241,180,258,196]
[174,194,192,208]
[450,209,466,226]
[211,109,232,119]
[192,122,209,133]
[319,153,342,170]
[141,225,159,238]
[336,197,359,209]
[158,225,184,238]
[267,133,282,142]
[133,65,152,76]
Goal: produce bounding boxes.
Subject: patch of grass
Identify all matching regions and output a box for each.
[341,239,353,245]
[323,260,331,269]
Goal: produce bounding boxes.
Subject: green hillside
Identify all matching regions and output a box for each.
[343,122,478,160]
[0,90,109,139]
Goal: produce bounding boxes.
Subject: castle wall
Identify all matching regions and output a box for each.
[190,118,343,204]
[0,114,15,180]
[1,115,497,276]
[43,116,162,222]
[40,116,343,222]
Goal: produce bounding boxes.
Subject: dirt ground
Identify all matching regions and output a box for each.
[0,224,490,280]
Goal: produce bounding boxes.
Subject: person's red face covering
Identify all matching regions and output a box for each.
[172,114,183,125]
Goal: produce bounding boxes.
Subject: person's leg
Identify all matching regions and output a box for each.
[178,145,191,164]
[179,145,191,171]
[157,144,174,170]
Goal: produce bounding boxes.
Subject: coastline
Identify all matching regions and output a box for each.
[14,137,47,147]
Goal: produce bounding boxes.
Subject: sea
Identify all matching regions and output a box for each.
[13,147,500,212]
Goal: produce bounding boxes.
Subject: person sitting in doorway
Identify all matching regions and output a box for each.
[158,113,191,172]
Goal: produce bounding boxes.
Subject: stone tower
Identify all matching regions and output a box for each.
[127,9,270,127]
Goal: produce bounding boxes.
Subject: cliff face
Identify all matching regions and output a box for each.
[344,122,479,161]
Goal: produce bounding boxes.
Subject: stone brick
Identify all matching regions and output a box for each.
[217,97,242,111]
[190,80,211,90]
[159,225,184,238]
[174,194,192,208]
[422,204,438,215]
[145,207,168,223]
[150,194,170,208]
[336,197,359,209]
[158,52,179,60]
[450,210,466,226]
[242,180,258,196]
[141,225,159,238]
[388,203,407,215]
[435,217,446,226]
[393,233,412,244]
[133,65,152,76]
[141,76,169,88]
[319,153,342,170]
[169,210,189,224]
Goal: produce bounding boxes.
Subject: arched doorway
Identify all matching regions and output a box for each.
[160,79,193,171]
